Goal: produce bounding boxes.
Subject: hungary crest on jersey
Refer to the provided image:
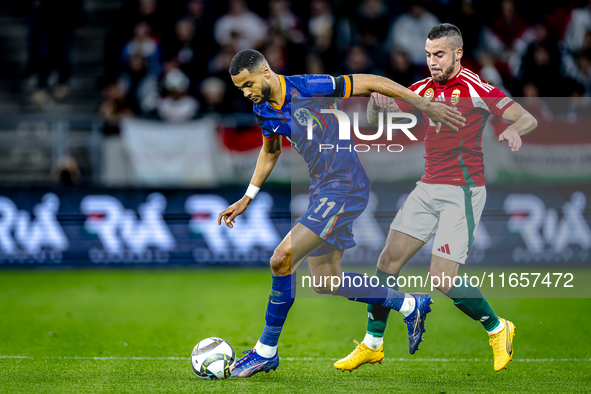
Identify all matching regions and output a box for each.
[451,88,460,105]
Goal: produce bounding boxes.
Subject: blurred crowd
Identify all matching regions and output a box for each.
[26,0,591,129]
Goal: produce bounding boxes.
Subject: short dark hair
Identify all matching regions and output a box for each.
[229,49,266,76]
[427,23,463,49]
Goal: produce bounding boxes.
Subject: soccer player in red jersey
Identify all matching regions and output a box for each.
[335,23,538,372]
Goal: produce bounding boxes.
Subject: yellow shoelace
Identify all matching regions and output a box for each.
[346,340,367,360]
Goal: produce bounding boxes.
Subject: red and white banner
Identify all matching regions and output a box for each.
[121,117,219,186]
[489,114,591,182]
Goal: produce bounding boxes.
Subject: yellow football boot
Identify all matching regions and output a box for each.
[334,340,384,372]
[488,318,516,371]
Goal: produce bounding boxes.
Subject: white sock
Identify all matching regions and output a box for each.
[487,319,505,335]
[398,294,416,317]
[254,340,277,358]
[363,333,383,350]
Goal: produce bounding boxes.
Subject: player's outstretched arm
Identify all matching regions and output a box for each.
[351,74,465,131]
[497,102,538,152]
[218,137,282,228]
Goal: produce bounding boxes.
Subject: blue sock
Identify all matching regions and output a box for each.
[259,274,296,348]
[334,272,405,311]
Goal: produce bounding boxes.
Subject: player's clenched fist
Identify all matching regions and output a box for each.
[498,129,522,152]
[372,92,395,107]
[218,196,251,228]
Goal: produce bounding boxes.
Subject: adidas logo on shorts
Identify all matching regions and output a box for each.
[437,244,451,254]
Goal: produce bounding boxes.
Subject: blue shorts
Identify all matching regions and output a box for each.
[298,185,370,257]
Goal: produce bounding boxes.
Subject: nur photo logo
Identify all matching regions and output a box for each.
[299,107,419,153]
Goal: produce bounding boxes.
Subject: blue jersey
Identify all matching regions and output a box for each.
[253,74,369,193]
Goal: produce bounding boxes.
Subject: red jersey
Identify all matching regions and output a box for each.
[397,67,514,187]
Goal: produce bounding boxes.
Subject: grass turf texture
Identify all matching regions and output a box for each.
[1,269,590,393]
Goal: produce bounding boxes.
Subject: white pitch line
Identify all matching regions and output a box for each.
[284,358,591,362]
[1,355,590,362]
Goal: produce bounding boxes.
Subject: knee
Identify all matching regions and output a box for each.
[312,283,336,295]
[307,268,339,295]
[270,247,291,275]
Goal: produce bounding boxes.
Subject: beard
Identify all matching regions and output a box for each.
[432,54,456,83]
[259,81,272,103]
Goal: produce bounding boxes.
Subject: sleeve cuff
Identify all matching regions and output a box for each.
[262,133,280,142]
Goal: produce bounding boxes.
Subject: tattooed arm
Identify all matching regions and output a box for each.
[366,93,405,126]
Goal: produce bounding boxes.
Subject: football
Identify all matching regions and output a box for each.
[190,337,236,380]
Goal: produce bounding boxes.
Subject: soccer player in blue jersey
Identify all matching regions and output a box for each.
[217,49,465,378]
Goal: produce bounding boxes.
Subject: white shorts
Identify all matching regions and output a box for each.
[390,181,486,264]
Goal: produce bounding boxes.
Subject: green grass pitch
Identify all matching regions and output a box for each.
[1,268,590,393]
